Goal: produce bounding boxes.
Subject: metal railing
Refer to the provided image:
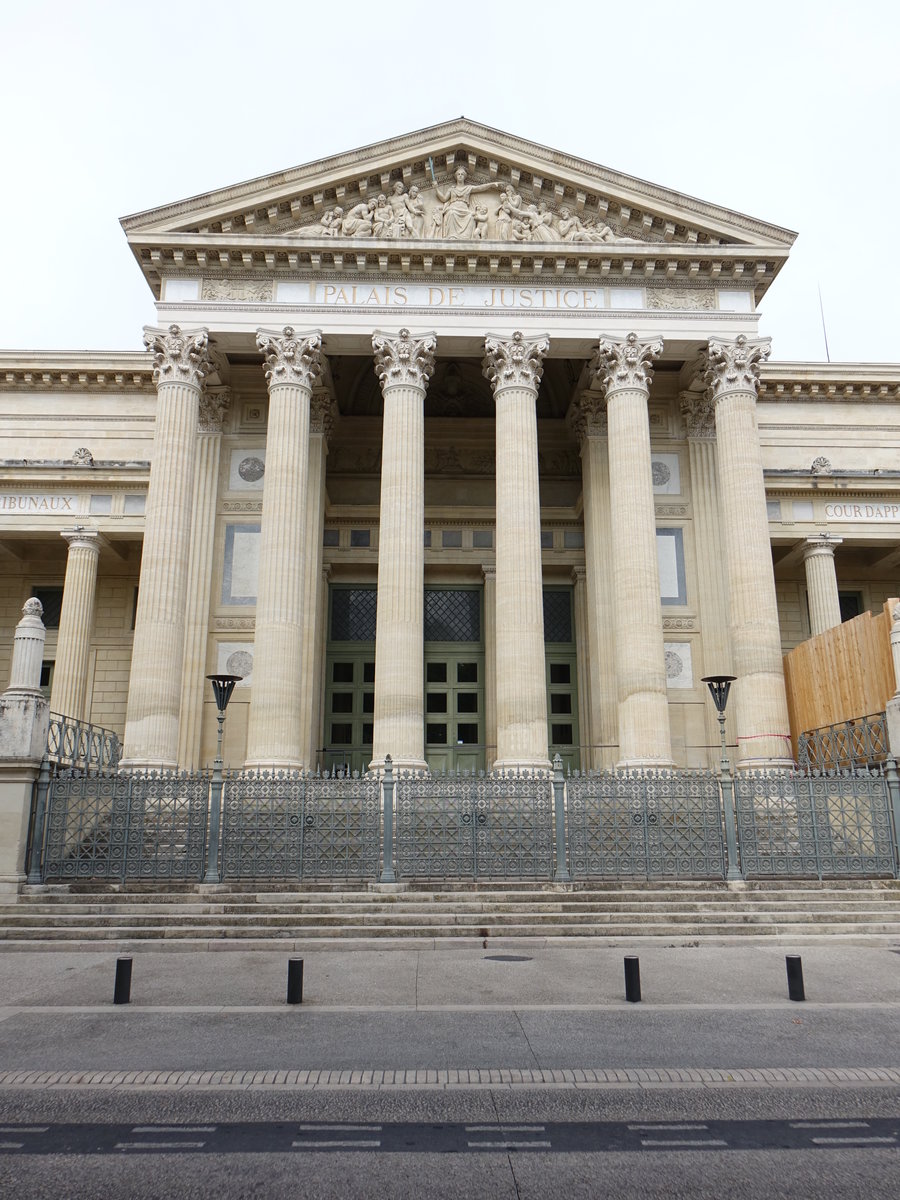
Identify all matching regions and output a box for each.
[798,713,888,771]
[46,713,121,775]
[25,754,900,885]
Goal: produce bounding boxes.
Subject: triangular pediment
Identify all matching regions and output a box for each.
[123,118,795,250]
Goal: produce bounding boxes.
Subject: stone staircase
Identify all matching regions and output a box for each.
[1,879,900,949]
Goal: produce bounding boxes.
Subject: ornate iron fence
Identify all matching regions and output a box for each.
[394,770,555,879]
[46,712,121,775]
[566,769,726,879]
[734,767,897,878]
[38,770,209,882]
[798,713,887,771]
[219,771,381,879]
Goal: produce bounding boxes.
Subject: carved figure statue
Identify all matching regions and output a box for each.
[474,204,489,239]
[405,185,426,238]
[557,205,637,243]
[341,199,375,237]
[372,194,394,238]
[296,205,343,239]
[433,166,500,239]
[527,201,560,242]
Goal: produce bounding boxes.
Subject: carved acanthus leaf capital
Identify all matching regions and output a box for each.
[679,391,716,439]
[256,326,323,391]
[372,328,437,391]
[704,334,771,402]
[568,391,608,443]
[482,331,549,395]
[199,386,231,433]
[143,324,212,390]
[590,332,663,394]
[310,389,339,439]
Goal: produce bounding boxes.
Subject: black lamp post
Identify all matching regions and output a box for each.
[701,674,742,881]
[203,673,242,884]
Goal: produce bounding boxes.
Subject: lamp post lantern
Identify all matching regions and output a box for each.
[203,673,242,884]
[701,674,743,881]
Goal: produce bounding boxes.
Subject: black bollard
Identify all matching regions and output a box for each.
[287,958,304,1005]
[786,955,805,1002]
[624,955,641,1003]
[113,957,133,1005]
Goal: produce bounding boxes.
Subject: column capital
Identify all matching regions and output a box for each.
[803,534,842,562]
[481,563,496,581]
[256,326,323,390]
[60,528,101,556]
[590,332,662,394]
[568,391,608,443]
[143,324,212,390]
[483,331,549,395]
[372,328,437,391]
[704,334,771,402]
[571,565,587,584]
[199,386,231,433]
[679,390,716,439]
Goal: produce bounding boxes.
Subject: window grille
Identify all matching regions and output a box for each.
[331,588,377,641]
[424,590,480,642]
[543,590,573,643]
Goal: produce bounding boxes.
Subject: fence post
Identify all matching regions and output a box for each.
[380,755,396,884]
[552,753,570,882]
[25,755,52,885]
[203,769,223,884]
[720,755,743,882]
[885,756,900,879]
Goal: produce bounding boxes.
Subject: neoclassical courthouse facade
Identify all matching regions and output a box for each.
[2,119,899,776]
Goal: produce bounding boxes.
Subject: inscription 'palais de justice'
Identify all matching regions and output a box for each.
[300,283,626,310]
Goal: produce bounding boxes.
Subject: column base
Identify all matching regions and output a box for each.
[615,757,676,772]
[368,757,428,776]
[118,758,179,774]
[491,758,552,775]
[243,759,307,774]
[735,756,794,772]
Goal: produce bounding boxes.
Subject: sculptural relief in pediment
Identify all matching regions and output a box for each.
[290,165,643,245]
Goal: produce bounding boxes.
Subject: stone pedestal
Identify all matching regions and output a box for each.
[484,331,550,772]
[803,536,843,637]
[122,325,211,769]
[370,329,436,773]
[50,530,100,721]
[591,333,672,768]
[707,335,792,768]
[245,328,322,769]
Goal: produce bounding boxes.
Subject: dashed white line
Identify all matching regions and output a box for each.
[131,1126,217,1134]
[296,1124,382,1132]
[629,1123,709,1132]
[811,1136,897,1146]
[641,1138,728,1148]
[790,1121,871,1129]
[465,1125,546,1133]
[0,1126,48,1134]
[0,1142,24,1150]
[292,1139,381,1148]
[467,1140,553,1149]
[115,1141,207,1150]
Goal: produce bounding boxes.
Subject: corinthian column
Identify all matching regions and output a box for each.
[707,335,792,767]
[122,324,211,768]
[370,328,436,772]
[483,331,550,771]
[50,530,101,721]
[178,387,230,768]
[590,333,671,768]
[803,536,843,636]
[245,327,322,769]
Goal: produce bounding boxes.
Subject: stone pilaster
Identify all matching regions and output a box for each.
[571,565,592,772]
[122,324,212,768]
[245,327,322,769]
[482,564,497,771]
[570,393,618,768]
[298,390,336,768]
[370,329,436,772]
[706,334,792,768]
[590,333,672,768]
[803,536,843,636]
[483,331,550,771]
[178,387,230,768]
[49,530,101,721]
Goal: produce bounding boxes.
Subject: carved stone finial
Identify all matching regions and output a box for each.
[679,391,716,439]
[482,331,549,394]
[704,334,771,403]
[811,455,832,475]
[143,324,212,389]
[372,328,437,391]
[590,332,663,394]
[23,597,43,619]
[72,447,94,467]
[310,389,339,439]
[256,326,323,390]
[568,391,608,443]
[199,386,231,433]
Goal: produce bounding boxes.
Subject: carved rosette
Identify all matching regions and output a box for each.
[372,328,437,392]
[679,391,716,439]
[590,332,663,395]
[256,326,323,391]
[310,389,339,439]
[568,391,608,443]
[143,324,212,390]
[482,331,549,395]
[704,334,771,403]
[198,386,231,433]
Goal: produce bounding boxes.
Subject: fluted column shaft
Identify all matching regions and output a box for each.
[708,335,792,768]
[482,565,497,771]
[50,531,101,721]
[571,566,591,772]
[803,537,842,636]
[484,332,550,771]
[371,329,436,772]
[123,325,211,768]
[178,390,228,768]
[298,398,333,767]
[245,327,322,768]
[592,334,671,767]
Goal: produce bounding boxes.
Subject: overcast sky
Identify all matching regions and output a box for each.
[3,0,897,365]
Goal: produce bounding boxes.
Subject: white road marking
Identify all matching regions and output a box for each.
[0,1142,24,1149]
[0,1126,48,1134]
[131,1126,216,1133]
[811,1136,897,1146]
[115,1141,206,1150]
[791,1121,871,1129]
[467,1140,553,1149]
[465,1124,546,1132]
[629,1123,709,1131]
[292,1139,381,1148]
[296,1124,382,1132]
[641,1138,728,1148]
